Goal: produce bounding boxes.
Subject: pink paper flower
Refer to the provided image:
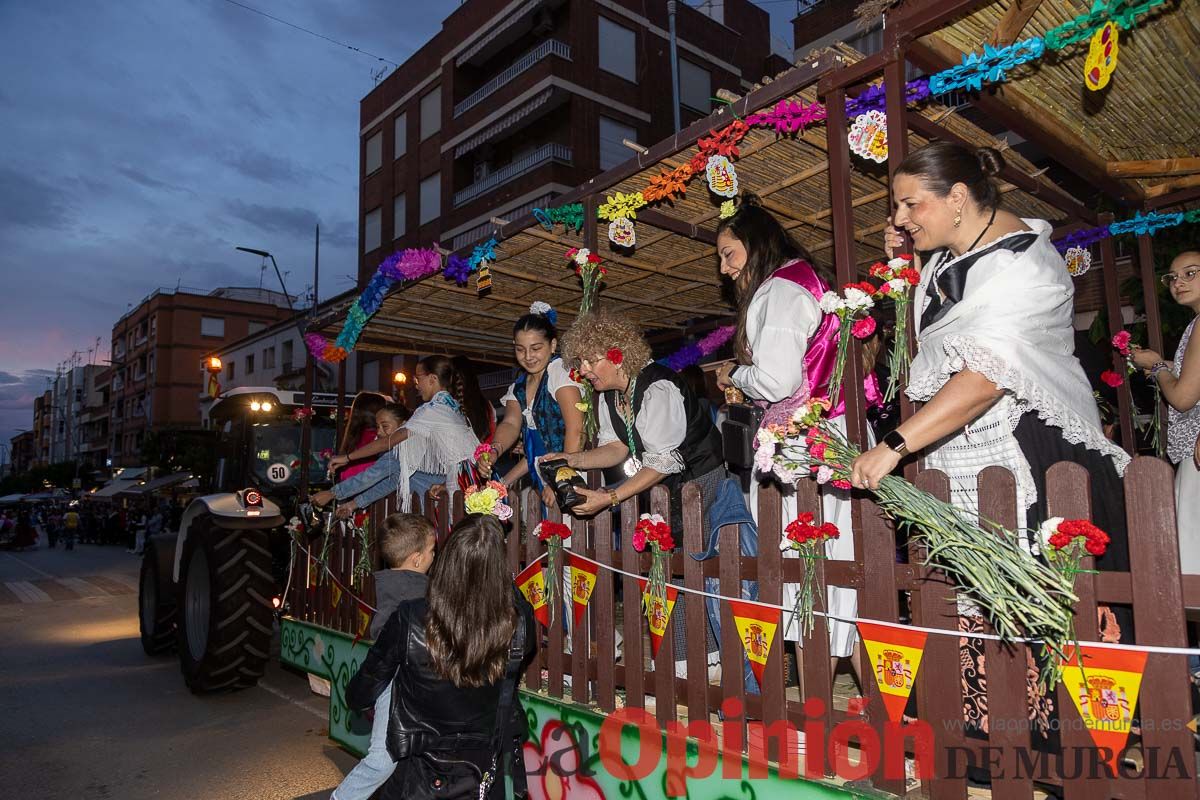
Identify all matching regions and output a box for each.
[851,316,877,339]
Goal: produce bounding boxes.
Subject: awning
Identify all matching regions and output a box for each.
[0,493,26,504]
[90,479,143,499]
[119,472,192,496]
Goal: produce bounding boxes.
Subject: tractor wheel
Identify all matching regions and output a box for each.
[139,543,176,655]
[176,517,275,692]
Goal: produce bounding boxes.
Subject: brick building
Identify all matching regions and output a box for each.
[356,0,783,280]
[9,431,36,476]
[32,390,52,468]
[109,287,294,466]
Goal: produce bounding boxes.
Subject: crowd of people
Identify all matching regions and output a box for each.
[0,499,179,553]
[316,140,1199,798]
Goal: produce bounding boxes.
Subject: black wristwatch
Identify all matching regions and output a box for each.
[882,430,910,457]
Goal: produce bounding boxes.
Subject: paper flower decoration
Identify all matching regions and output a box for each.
[1084,22,1119,90]
[608,217,636,248]
[1064,246,1092,277]
[705,155,739,197]
[928,37,1045,95]
[848,110,888,163]
[598,191,646,222]
[718,200,736,219]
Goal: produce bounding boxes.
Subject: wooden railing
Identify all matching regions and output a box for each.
[289,456,1198,798]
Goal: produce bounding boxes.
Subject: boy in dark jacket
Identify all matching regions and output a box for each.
[331,513,435,800]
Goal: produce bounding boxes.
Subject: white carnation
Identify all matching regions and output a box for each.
[1036,516,1064,555]
[887,256,911,271]
[572,248,591,265]
[818,291,842,313]
[887,278,908,295]
[843,287,874,311]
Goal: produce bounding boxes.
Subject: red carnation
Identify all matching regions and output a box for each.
[606,348,623,366]
[899,267,921,285]
[537,521,572,541]
[1100,370,1124,388]
[869,262,890,279]
[817,523,840,540]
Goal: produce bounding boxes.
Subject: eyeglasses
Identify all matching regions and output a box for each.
[1161,267,1200,287]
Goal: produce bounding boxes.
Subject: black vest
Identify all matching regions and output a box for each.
[604,363,724,499]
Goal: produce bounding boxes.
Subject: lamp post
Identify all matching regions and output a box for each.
[235,247,295,313]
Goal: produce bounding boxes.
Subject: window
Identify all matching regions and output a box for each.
[282,340,294,371]
[245,354,255,375]
[393,193,406,239]
[248,321,267,334]
[201,316,225,337]
[679,59,711,113]
[148,353,155,374]
[149,315,156,336]
[598,17,636,83]
[599,116,637,171]
[394,112,407,158]
[419,87,441,140]
[419,174,440,225]
[365,130,383,175]
[263,346,276,370]
[364,207,382,253]
[226,361,235,380]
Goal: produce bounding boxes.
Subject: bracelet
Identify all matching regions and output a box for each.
[608,490,620,508]
[1150,361,1172,379]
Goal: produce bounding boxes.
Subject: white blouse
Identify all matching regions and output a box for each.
[499,359,583,431]
[597,378,687,474]
[730,275,821,402]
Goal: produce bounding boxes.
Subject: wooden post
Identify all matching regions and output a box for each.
[1100,228,1136,453]
[651,485,677,726]
[335,360,347,444]
[299,351,314,501]
[1137,233,1169,449]
[594,492,617,713]
[681,483,709,722]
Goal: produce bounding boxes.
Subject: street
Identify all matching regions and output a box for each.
[0,535,356,799]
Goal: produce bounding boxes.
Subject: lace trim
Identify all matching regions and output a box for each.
[906,334,1130,474]
[643,450,685,475]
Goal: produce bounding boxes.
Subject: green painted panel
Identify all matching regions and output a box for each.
[280,616,372,756]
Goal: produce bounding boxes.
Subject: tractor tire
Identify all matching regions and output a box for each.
[176,518,275,693]
[138,543,176,655]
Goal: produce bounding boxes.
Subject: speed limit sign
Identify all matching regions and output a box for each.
[267,462,292,483]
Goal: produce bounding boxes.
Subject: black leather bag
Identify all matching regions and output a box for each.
[721,402,764,469]
[393,749,490,799]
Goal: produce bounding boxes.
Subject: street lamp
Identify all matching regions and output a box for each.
[235,247,295,313]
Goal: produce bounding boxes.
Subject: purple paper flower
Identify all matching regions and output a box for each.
[444,254,471,286]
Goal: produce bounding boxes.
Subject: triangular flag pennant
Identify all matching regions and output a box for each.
[637,578,678,659]
[729,599,780,685]
[515,561,550,629]
[1062,644,1146,772]
[567,553,598,627]
[352,602,372,645]
[858,621,927,723]
[330,583,343,609]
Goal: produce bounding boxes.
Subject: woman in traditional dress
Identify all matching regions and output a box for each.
[1131,250,1200,574]
[547,308,726,674]
[713,196,878,684]
[316,355,488,513]
[850,141,1130,746]
[331,392,391,480]
[476,302,585,503]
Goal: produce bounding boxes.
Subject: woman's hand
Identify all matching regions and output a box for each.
[715,361,737,390]
[884,218,905,259]
[540,451,572,468]
[569,487,611,517]
[849,444,902,491]
[428,484,446,499]
[310,489,335,507]
[475,449,495,470]
[327,454,350,472]
[333,499,358,519]
[540,485,557,509]
[1130,348,1163,371]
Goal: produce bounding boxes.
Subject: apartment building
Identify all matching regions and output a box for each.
[32,390,52,467]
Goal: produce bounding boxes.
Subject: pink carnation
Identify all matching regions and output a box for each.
[851,316,877,340]
[1111,330,1131,356]
[815,465,834,484]
[831,479,852,490]
[632,529,647,552]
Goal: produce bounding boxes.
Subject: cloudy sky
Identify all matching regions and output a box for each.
[0,0,795,461]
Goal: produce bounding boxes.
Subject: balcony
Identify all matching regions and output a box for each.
[452,143,571,208]
[453,39,571,118]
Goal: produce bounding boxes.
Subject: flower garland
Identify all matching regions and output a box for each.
[662,324,736,372]
[868,255,920,402]
[782,513,840,639]
[633,513,674,612]
[533,203,585,233]
[1054,209,1200,257]
[534,520,571,626]
[463,480,513,521]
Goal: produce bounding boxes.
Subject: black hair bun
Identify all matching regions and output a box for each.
[976,147,1005,177]
[738,192,762,208]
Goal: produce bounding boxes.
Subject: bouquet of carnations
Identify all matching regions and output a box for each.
[868,255,921,402]
[565,247,607,438]
[464,480,513,521]
[818,283,877,406]
[633,513,674,612]
[1037,517,1110,685]
[782,513,840,639]
[1111,330,1164,456]
[348,510,372,588]
[533,520,572,626]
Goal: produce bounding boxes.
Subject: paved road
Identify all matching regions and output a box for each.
[0,535,357,800]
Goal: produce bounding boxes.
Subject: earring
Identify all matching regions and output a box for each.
[953,209,962,228]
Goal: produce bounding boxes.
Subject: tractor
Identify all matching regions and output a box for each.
[138,387,339,692]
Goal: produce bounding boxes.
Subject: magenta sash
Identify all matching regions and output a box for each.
[757,260,881,426]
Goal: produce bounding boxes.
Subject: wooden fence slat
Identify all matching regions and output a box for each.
[758,481,787,765]
[651,485,677,725]
[793,478,832,771]
[571,513,591,706]
[620,497,645,711]
[682,483,709,722]
[720,508,746,712]
[911,468,968,800]
[593,493,617,713]
[546,502,565,699]
[1125,458,1197,799]
[977,465,1035,800]
[523,495,543,692]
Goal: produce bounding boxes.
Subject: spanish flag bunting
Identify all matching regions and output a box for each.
[330,583,343,609]
[515,561,550,629]
[352,601,372,645]
[567,553,599,627]
[729,599,780,685]
[1062,643,1147,772]
[858,621,927,723]
[636,577,678,659]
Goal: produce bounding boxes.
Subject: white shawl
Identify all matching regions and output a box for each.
[907,218,1129,474]
[391,392,480,511]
